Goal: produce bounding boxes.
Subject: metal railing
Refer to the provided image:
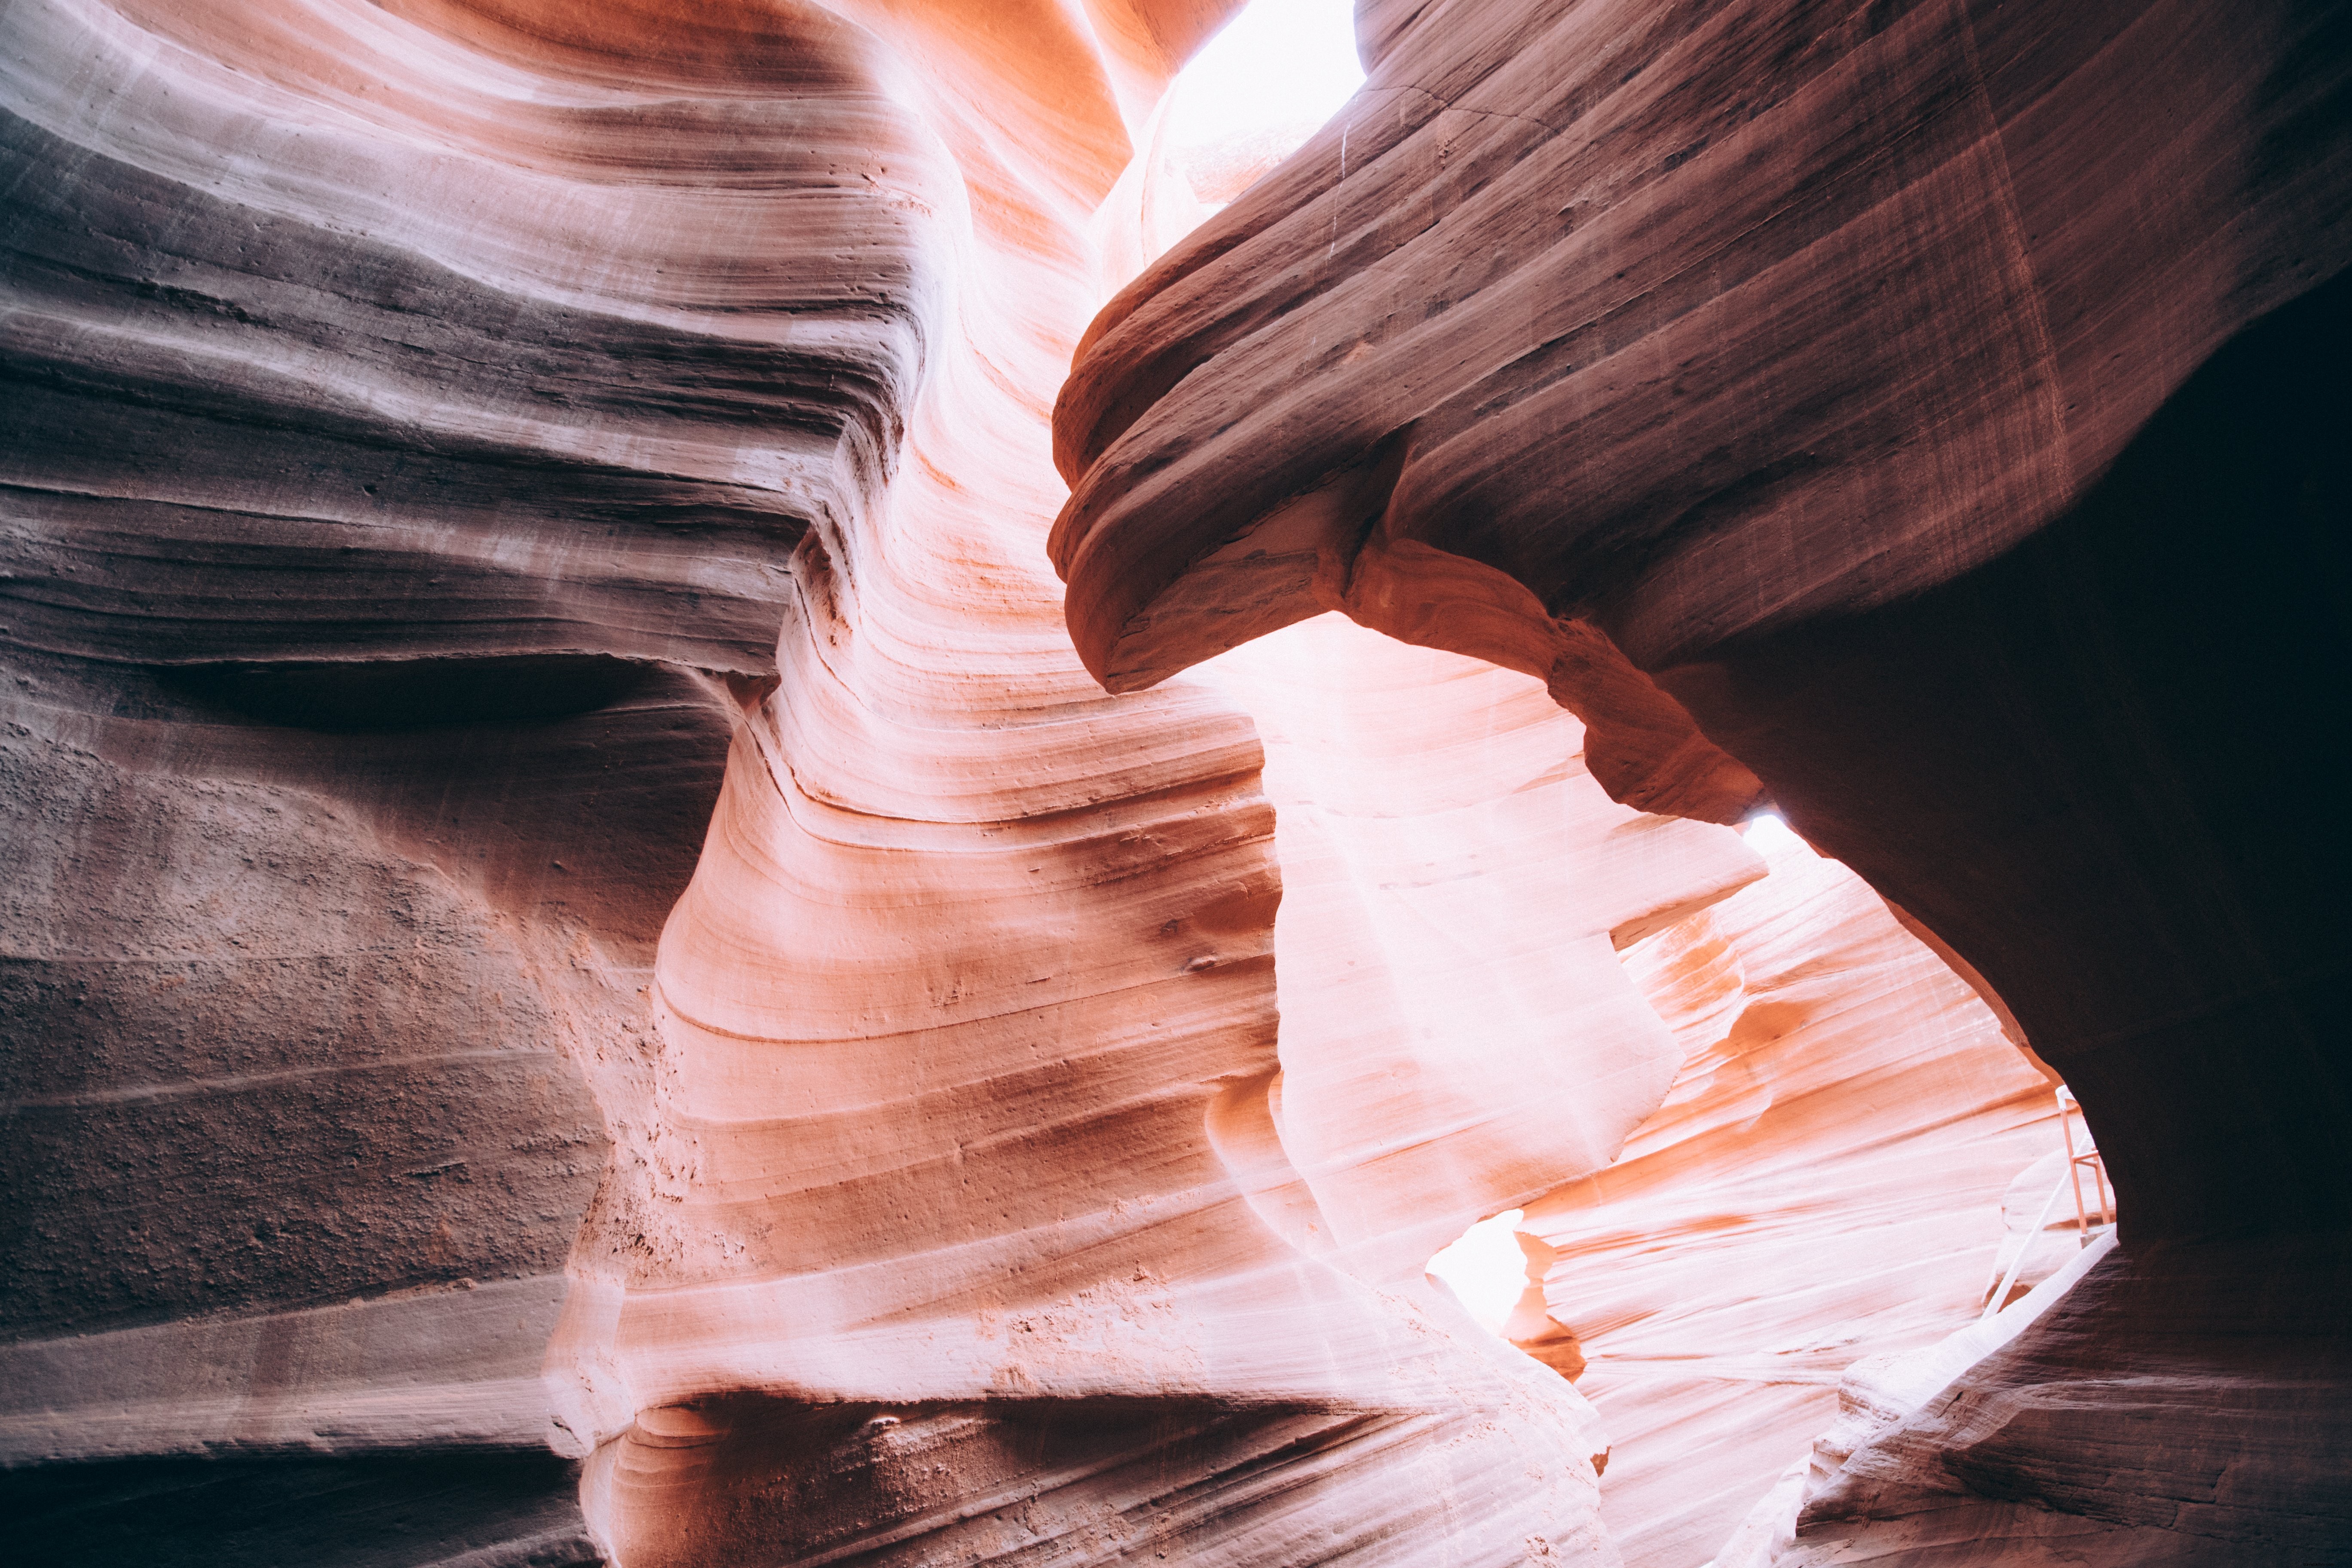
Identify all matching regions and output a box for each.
[1980,1087,2112,1320]
[2057,1084,2113,1238]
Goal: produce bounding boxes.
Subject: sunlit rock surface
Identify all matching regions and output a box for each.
[1191,612,1763,1289]
[1,2,1655,1563]
[1054,0,2352,1560]
[1514,822,2058,1565]
[13,0,2351,1561]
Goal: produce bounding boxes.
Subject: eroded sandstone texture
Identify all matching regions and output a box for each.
[1054,0,2352,1560]
[0,0,1308,1559]
[3,1,1687,1563]
[13,0,2352,1562]
[1190,612,1766,1287]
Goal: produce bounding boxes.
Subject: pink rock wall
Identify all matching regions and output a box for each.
[1050,0,2352,1559]
[1190,613,1763,1288]
[11,0,2349,1562]
[562,23,1637,1555]
[2,2,1721,1562]
[0,0,1335,1557]
[1519,823,2057,1565]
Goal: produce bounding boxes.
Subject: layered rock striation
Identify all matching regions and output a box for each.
[1054,0,2352,1559]
[2,0,873,1553]
[0,0,1238,1556]
[1054,0,2352,1248]
[3,2,1746,1563]
[13,0,2351,1562]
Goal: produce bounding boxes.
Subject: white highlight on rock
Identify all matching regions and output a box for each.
[1427,1208,1528,1336]
[1164,0,1363,196]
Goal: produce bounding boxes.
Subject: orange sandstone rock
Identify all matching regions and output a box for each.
[1517,823,2055,1565]
[0,0,1660,1561]
[1052,0,2352,1559]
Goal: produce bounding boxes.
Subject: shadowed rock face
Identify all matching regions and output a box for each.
[1053,0,2352,1559]
[3,1447,597,1568]
[1054,0,2352,1246]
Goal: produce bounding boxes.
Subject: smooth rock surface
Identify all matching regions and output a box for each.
[0,0,1694,1563]
[1516,821,2060,1565]
[559,8,1625,1550]
[0,0,1295,1560]
[1052,0,2352,1559]
[15,0,2349,1561]
[1191,612,1764,1287]
[1054,0,2352,1247]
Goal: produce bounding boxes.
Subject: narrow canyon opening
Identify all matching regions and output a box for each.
[1192,607,2113,1560]
[3,0,2344,1565]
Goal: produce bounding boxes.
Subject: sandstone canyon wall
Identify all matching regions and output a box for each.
[1054,0,2352,1560]
[1521,820,2063,1564]
[9,0,2350,1563]
[1,1,1755,1563]
[1187,620,2095,1567]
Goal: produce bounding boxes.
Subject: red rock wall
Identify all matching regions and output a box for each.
[0,0,1262,1557]
[1053,0,2352,1559]
[557,95,1620,1553]
[0,2,1679,1563]
[1181,619,2092,1567]
[12,0,2349,1561]
[1,0,853,1554]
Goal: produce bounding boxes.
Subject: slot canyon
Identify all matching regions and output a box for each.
[2,0,2346,1562]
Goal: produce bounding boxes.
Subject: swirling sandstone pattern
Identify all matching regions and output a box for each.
[1189,613,1764,1287]
[560,80,1618,1553]
[15,0,2350,1561]
[1054,0,2352,1560]
[0,2,1718,1562]
[0,0,1239,1556]
[1,0,870,1553]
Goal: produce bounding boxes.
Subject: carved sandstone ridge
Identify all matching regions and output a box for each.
[0,2,886,1553]
[0,0,1218,1558]
[1052,0,2352,1561]
[566,32,1760,1553]
[1054,0,2348,683]
[12,0,2347,1562]
[0,2,1757,1563]
[1181,619,2104,1568]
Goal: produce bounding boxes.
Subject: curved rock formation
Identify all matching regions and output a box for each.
[1055,0,2352,1246]
[2,0,851,1552]
[1189,612,1764,1286]
[15,0,2349,1561]
[1516,820,2058,1564]
[560,17,1632,1556]
[1053,0,2352,1559]
[0,0,1232,1556]
[3,2,1666,1563]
